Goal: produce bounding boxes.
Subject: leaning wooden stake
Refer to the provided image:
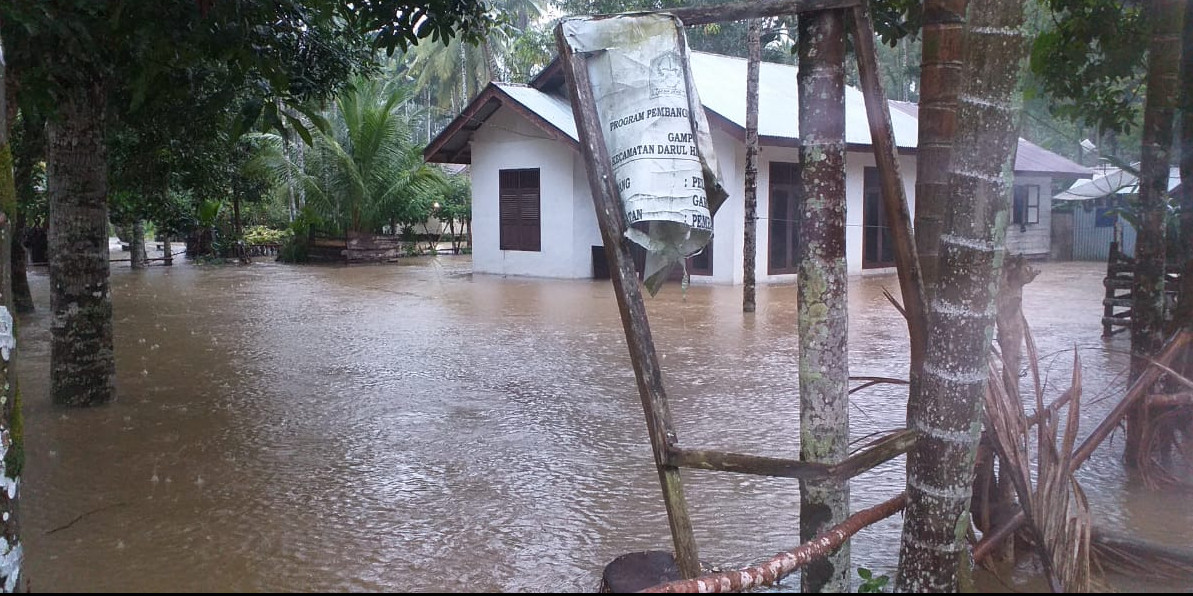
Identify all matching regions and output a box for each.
[848,3,928,368]
[554,23,701,579]
[640,493,908,593]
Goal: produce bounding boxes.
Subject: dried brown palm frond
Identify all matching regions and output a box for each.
[1031,346,1092,593]
[980,318,1093,592]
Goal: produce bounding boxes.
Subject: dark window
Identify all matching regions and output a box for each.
[768,162,801,274]
[1012,184,1040,228]
[626,222,712,280]
[863,167,896,269]
[499,169,541,251]
[688,237,713,276]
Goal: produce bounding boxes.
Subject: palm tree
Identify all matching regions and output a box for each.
[405,0,549,114]
[248,76,445,236]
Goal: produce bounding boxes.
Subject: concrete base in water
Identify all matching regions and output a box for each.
[601,551,679,593]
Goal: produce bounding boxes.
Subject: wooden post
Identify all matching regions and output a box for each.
[1104,240,1119,337]
[554,23,701,579]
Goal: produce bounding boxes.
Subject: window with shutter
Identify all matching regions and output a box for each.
[499,169,541,251]
[1012,184,1040,229]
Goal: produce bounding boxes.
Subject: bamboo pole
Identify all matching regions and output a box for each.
[640,493,908,593]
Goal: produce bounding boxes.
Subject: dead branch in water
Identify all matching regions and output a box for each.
[1090,526,1193,581]
[638,494,907,593]
[973,330,1193,564]
[46,502,129,535]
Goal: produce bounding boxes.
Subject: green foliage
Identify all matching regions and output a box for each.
[1030,0,1149,136]
[10,111,47,229]
[278,207,322,263]
[856,567,890,593]
[436,173,472,224]
[243,225,291,245]
[250,75,446,235]
[197,198,224,228]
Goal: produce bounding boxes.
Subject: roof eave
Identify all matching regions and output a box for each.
[424,84,580,165]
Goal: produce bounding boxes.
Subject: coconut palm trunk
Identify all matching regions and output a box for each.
[895,0,1029,591]
[47,78,116,406]
[0,30,25,592]
[1126,0,1182,464]
[742,18,761,314]
[797,9,850,593]
[913,0,967,301]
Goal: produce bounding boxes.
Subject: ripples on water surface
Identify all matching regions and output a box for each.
[14,256,1191,592]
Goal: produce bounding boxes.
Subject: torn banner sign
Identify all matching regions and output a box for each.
[561,13,727,295]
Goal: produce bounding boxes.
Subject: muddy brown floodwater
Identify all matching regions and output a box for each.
[12,254,1192,592]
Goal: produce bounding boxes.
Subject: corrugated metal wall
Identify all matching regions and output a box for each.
[1069,203,1137,261]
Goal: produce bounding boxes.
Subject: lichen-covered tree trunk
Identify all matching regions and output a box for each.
[47,79,115,407]
[913,0,967,300]
[895,0,1028,591]
[0,31,25,592]
[1126,0,1182,465]
[2,68,30,315]
[129,220,148,269]
[796,9,850,593]
[742,18,761,314]
[9,212,30,314]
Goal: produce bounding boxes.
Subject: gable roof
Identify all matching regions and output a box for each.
[424,83,579,164]
[426,51,1093,180]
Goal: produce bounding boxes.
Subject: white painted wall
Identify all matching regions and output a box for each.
[570,152,604,277]
[844,151,919,275]
[468,105,1053,283]
[703,145,917,284]
[471,107,584,278]
[1004,174,1053,258]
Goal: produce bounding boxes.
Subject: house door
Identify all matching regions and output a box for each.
[768,162,801,274]
[607,222,713,281]
[863,167,896,268]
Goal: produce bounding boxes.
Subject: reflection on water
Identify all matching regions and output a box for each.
[13,255,1191,592]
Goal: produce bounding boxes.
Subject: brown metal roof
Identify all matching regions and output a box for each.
[888,100,1093,178]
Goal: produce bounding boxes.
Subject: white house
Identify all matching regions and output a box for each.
[425,51,1093,284]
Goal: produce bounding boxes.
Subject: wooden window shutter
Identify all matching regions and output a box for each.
[499,170,520,250]
[499,169,541,251]
[521,169,541,252]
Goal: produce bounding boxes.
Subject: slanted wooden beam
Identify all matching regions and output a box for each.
[554,23,701,580]
[848,3,928,368]
[668,429,918,481]
[663,0,862,26]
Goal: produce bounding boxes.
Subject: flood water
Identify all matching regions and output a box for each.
[13,251,1192,592]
